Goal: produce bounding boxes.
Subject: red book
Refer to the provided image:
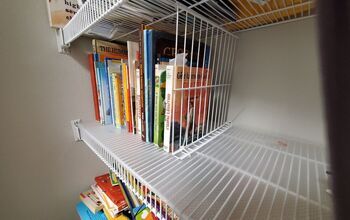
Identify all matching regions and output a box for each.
[95,174,128,211]
[88,54,100,121]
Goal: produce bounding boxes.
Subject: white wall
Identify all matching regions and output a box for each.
[228,18,326,144]
[0,1,106,219]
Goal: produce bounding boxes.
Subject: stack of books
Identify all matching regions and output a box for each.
[76,172,157,220]
[89,27,212,154]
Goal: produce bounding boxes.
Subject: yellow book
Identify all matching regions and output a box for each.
[103,208,130,220]
[122,62,132,132]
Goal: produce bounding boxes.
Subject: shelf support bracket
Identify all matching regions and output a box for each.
[71,119,82,141]
[56,28,70,54]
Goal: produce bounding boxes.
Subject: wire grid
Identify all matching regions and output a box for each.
[62,0,316,46]
[147,5,239,156]
[76,121,333,220]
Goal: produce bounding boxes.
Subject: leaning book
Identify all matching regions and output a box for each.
[163,65,211,153]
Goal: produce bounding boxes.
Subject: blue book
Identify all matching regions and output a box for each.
[143,30,149,142]
[97,61,113,125]
[76,202,107,220]
[147,30,154,143]
[105,58,118,126]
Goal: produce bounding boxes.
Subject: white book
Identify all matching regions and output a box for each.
[127,41,139,134]
[135,68,142,135]
[163,65,174,152]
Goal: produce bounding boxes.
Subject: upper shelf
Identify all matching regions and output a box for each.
[60,0,316,48]
[73,120,332,220]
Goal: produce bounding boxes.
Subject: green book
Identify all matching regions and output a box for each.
[153,64,167,147]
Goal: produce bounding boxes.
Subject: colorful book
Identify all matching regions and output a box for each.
[163,66,211,153]
[139,25,146,141]
[80,189,104,214]
[122,63,132,132]
[46,0,80,28]
[135,65,142,135]
[127,41,139,134]
[109,170,119,186]
[76,202,107,220]
[154,64,167,147]
[146,30,154,143]
[91,184,122,218]
[88,54,100,121]
[99,61,113,125]
[95,174,128,213]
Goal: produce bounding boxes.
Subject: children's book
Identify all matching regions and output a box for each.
[163,66,211,153]
[76,202,107,220]
[135,66,142,135]
[80,189,104,214]
[122,63,133,132]
[95,174,128,213]
[143,30,150,142]
[127,41,139,134]
[88,54,100,121]
[47,0,80,28]
[154,65,167,147]
[139,25,146,141]
[91,184,122,218]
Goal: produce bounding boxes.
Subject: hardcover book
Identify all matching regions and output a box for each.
[122,63,133,132]
[139,25,146,141]
[163,66,211,152]
[135,66,142,135]
[76,202,107,220]
[127,41,139,134]
[47,0,80,28]
[80,189,103,214]
[143,30,150,142]
[88,54,100,121]
[153,64,167,147]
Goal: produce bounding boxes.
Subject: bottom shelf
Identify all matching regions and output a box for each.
[73,120,333,220]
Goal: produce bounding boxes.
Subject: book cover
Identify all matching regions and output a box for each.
[109,170,119,186]
[143,29,149,142]
[122,63,133,132]
[95,174,128,212]
[127,41,139,134]
[154,64,167,147]
[139,25,146,141]
[76,202,107,220]
[47,0,80,28]
[88,54,100,121]
[163,66,211,152]
[80,189,103,214]
[147,30,154,143]
[92,40,128,60]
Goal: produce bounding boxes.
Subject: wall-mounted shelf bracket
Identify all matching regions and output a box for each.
[56,28,70,54]
[71,119,81,141]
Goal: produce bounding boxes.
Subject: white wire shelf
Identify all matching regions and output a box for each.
[72,120,332,220]
[60,0,316,48]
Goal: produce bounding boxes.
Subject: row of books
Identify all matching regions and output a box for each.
[76,172,156,220]
[89,28,211,153]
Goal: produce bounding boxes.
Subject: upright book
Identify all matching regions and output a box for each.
[139,25,146,141]
[88,54,100,121]
[153,64,167,147]
[163,66,211,153]
[127,41,139,134]
[122,62,133,132]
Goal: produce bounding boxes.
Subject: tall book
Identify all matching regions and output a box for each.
[163,66,211,153]
[135,64,142,135]
[143,30,150,142]
[154,65,167,147]
[139,25,146,141]
[127,41,139,134]
[122,63,133,132]
[105,59,124,127]
[88,54,100,121]
[46,0,80,28]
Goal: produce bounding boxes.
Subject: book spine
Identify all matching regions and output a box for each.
[135,67,142,135]
[139,25,146,141]
[122,63,132,132]
[100,63,112,125]
[106,61,116,126]
[95,60,105,124]
[163,65,174,152]
[154,64,160,146]
[115,73,125,128]
[88,54,100,121]
[144,29,149,142]
[148,30,154,143]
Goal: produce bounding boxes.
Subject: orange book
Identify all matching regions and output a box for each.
[122,63,133,132]
[88,54,100,121]
[95,174,128,212]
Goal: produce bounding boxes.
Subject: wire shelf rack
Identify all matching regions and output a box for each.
[72,120,332,220]
[61,0,316,47]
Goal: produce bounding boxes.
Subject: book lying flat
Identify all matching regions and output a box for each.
[76,202,107,220]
